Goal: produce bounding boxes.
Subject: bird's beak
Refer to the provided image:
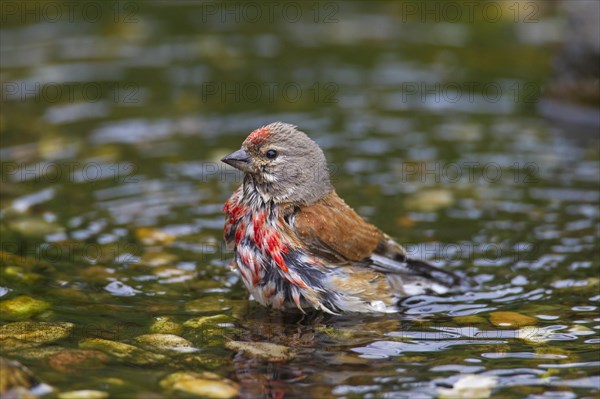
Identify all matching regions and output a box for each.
[221,148,252,172]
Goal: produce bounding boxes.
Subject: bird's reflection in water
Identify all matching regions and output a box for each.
[227,304,410,399]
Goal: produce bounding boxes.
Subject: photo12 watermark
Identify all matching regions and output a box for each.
[198,1,339,24]
[1,161,139,184]
[2,82,141,104]
[200,82,339,104]
[0,1,139,24]
[398,162,540,184]
[399,81,541,105]
[399,1,540,23]
[0,241,143,266]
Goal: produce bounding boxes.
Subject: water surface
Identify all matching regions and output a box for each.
[1,2,599,398]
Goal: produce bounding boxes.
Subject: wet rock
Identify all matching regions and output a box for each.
[183,315,235,329]
[136,228,175,246]
[0,266,43,284]
[0,357,53,397]
[47,349,110,373]
[134,334,197,354]
[160,371,239,399]
[395,215,416,228]
[52,288,91,306]
[225,341,296,362]
[58,390,109,399]
[14,346,64,360]
[0,296,50,320]
[437,374,497,399]
[184,297,232,314]
[0,321,74,351]
[0,337,40,352]
[140,251,178,268]
[489,311,536,327]
[8,218,64,237]
[79,338,167,366]
[404,189,454,212]
[97,377,125,387]
[80,266,113,282]
[184,315,235,346]
[179,353,232,371]
[327,353,370,365]
[150,317,183,335]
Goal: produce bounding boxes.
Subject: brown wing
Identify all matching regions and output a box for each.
[294,191,384,262]
[294,191,461,288]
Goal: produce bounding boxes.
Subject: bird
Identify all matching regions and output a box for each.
[221,122,465,313]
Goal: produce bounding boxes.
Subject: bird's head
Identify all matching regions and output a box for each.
[221,122,332,204]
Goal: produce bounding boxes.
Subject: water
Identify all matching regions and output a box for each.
[1,2,599,398]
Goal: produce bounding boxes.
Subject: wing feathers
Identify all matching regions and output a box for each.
[292,190,461,290]
[294,191,383,261]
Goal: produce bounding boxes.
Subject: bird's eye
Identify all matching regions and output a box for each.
[265,149,278,160]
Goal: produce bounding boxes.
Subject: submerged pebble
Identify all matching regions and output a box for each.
[0,296,50,320]
[14,346,64,360]
[79,338,168,366]
[225,340,296,362]
[404,189,454,212]
[8,218,64,237]
[489,311,537,327]
[57,390,109,399]
[183,314,235,329]
[184,315,236,346]
[179,353,232,370]
[0,321,74,351]
[185,297,232,314]
[135,227,175,246]
[160,371,239,399]
[150,316,183,335]
[47,349,110,373]
[134,334,197,353]
[80,266,113,282]
[140,251,178,267]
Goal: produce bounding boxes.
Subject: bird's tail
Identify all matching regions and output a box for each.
[404,257,463,288]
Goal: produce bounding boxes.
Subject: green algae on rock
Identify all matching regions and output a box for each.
[8,217,64,237]
[134,334,197,353]
[79,338,168,366]
[0,296,51,320]
[183,315,235,329]
[225,340,296,362]
[0,321,74,351]
[179,352,233,371]
[160,371,239,399]
[149,316,183,335]
[184,297,232,314]
[183,315,236,346]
